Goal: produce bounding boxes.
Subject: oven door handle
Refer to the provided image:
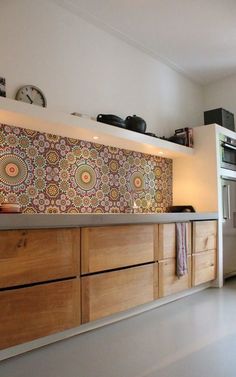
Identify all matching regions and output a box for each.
[222,184,231,220]
[222,142,236,151]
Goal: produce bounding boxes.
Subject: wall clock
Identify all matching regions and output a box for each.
[15,85,47,107]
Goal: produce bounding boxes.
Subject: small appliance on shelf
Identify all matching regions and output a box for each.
[168,128,193,147]
[204,108,235,132]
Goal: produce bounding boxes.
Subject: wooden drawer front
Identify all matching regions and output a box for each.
[81,225,155,274]
[193,221,217,253]
[158,223,191,260]
[159,256,191,298]
[192,250,216,286]
[0,229,80,289]
[81,264,158,323]
[0,278,81,350]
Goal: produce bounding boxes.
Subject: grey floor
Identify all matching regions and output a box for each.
[1,278,236,377]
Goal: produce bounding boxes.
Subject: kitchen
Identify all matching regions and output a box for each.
[1,1,236,376]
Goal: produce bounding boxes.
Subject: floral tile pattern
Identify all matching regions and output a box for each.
[0,124,172,213]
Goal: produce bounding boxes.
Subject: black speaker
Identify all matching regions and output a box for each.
[204,108,235,131]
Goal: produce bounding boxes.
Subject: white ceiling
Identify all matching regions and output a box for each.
[53,0,236,85]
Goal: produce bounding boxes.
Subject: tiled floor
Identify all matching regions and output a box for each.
[1,278,236,377]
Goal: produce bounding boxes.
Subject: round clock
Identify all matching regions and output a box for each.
[15,85,47,107]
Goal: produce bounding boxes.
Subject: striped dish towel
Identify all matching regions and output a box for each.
[176,223,188,278]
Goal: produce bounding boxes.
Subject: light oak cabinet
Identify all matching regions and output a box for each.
[81,264,158,323]
[81,225,157,274]
[192,221,217,253]
[192,250,216,286]
[0,220,218,351]
[158,223,191,260]
[159,256,192,297]
[192,221,217,286]
[0,229,80,288]
[158,223,192,297]
[0,278,81,350]
[0,228,81,350]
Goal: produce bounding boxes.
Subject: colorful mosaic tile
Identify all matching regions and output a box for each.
[0,124,172,213]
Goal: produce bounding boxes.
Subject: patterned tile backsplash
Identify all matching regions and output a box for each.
[0,124,172,213]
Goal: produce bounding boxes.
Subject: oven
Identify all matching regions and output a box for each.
[220,135,236,171]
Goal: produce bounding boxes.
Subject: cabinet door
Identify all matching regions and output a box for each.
[193,221,217,253]
[81,264,158,323]
[159,256,191,297]
[192,250,216,286]
[0,228,80,289]
[0,278,80,350]
[81,225,156,274]
[158,223,191,260]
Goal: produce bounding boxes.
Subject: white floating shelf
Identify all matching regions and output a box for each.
[0,97,194,159]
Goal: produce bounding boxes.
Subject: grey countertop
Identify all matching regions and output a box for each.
[0,212,218,230]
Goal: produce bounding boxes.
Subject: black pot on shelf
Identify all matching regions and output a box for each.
[125,115,147,133]
[97,114,126,129]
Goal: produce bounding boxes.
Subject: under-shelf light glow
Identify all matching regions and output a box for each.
[93,136,99,140]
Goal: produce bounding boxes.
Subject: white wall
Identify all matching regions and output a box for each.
[204,73,236,116]
[0,0,203,137]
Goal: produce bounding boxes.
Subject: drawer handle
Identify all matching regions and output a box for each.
[204,237,209,248]
[17,239,23,248]
[17,238,27,248]
[204,234,215,249]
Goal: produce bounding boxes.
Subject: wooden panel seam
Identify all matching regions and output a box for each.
[154,225,159,261]
[153,262,159,300]
[81,228,90,274]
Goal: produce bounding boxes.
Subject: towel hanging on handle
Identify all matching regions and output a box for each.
[176,223,188,278]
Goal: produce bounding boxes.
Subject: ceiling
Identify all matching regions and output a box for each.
[53,0,236,85]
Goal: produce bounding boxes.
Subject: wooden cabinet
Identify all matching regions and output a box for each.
[0,228,80,288]
[192,250,216,286]
[0,220,217,351]
[81,264,158,323]
[159,256,191,297]
[193,221,217,253]
[0,228,81,350]
[81,225,159,323]
[158,223,192,297]
[0,278,81,350]
[192,221,217,286]
[158,223,191,260]
[81,225,157,274]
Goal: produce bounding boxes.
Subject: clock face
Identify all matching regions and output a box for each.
[15,85,47,107]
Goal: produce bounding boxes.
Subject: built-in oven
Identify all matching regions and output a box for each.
[220,135,236,171]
